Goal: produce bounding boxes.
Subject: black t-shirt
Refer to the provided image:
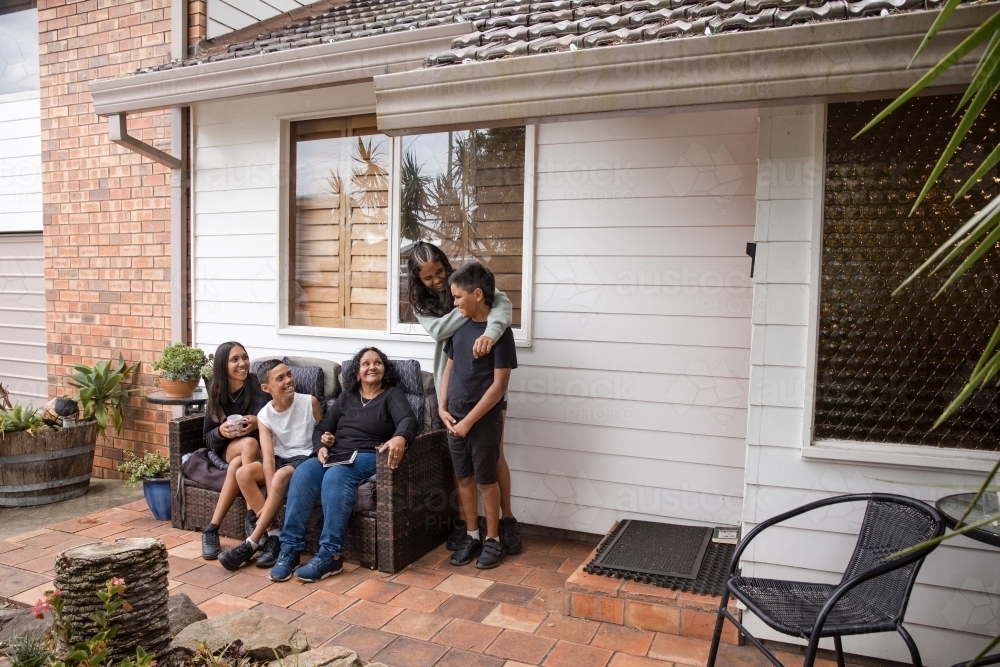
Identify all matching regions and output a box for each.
[444,319,517,417]
[312,385,418,455]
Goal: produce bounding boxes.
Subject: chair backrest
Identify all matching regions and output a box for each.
[340,357,441,433]
[840,494,945,622]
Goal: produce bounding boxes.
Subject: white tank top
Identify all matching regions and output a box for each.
[257,393,315,459]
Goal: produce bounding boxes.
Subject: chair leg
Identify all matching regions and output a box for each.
[897,624,923,667]
[706,590,731,667]
[834,636,845,667]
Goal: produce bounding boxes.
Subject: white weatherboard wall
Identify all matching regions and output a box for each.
[742,104,996,664]
[0,90,42,233]
[192,83,757,533]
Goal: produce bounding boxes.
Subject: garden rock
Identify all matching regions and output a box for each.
[268,645,361,667]
[0,607,48,643]
[172,610,307,662]
[168,593,206,635]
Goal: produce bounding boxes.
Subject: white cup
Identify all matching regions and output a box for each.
[227,415,243,431]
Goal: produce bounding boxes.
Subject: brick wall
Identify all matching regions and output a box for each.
[39,0,179,477]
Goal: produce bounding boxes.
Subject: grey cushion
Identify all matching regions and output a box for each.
[251,356,341,399]
[281,357,325,401]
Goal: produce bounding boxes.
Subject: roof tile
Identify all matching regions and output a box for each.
[136,0,962,74]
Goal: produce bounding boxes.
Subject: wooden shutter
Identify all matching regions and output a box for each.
[290,115,388,330]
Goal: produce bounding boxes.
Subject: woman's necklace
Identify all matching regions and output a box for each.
[360,386,384,407]
[229,384,245,402]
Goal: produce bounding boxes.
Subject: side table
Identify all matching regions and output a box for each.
[145,389,207,416]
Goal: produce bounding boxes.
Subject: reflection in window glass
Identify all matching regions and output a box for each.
[290,116,389,330]
[0,7,39,95]
[399,127,525,325]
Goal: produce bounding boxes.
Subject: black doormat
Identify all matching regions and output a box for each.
[584,520,737,596]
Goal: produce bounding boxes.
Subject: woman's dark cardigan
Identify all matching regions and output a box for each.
[202,374,270,456]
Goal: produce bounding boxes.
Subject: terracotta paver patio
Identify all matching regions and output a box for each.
[0,498,839,667]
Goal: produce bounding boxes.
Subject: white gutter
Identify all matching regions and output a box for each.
[88,22,472,116]
[373,3,993,133]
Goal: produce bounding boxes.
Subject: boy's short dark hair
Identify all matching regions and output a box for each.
[256,359,283,386]
[448,262,495,307]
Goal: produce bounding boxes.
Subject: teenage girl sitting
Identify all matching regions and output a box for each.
[406,241,522,554]
[200,341,269,560]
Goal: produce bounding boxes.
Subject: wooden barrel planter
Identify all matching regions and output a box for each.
[0,421,97,506]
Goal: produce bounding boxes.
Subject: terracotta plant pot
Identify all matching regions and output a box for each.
[159,377,198,398]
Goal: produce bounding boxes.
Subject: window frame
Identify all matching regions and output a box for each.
[276,111,534,346]
[799,102,997,474]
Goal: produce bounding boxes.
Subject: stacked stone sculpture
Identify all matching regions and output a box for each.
[54,538,171,662]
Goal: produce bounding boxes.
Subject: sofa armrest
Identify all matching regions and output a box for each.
[169,413,208,530]
[375,429,455,573]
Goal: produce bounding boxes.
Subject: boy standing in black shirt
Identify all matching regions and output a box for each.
[440,262,517,569]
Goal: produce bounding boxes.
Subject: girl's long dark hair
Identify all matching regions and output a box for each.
[407,242,454,318]
[207,341,252,423]
[342,347,399,393]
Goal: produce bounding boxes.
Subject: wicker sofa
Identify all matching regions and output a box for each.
[169,356,454,573]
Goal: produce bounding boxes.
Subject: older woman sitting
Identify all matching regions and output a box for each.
[269,347,418,582]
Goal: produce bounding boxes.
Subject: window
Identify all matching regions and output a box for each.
[283,116,532,338]
[396,127,526,327]
[0,2,39,95]
[815,96,1000,451]
[288,115,389,330]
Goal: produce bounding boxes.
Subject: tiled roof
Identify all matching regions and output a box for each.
[140,0,947,73]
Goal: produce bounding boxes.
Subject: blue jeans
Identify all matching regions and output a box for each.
[280,453,377,557]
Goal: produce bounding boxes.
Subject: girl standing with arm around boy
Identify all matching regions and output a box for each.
[406,242,521,555]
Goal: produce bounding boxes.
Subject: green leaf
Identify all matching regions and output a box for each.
[910,0,966,66]
[954,141,1000,201]
[910,65,1000,215]
[933,349,1000,428]
[893,509,1000,557]
[954,457,1000,529]
[966,634,1000,667]
[892,196,1000,294]
[928,197,1000,276]
[854,11,1000,139]
[935,212,1000,295]
[954,27,1000,114]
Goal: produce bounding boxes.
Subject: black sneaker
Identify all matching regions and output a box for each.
[218,540,256,572]
[499,517,522,555]
[450,537,482,566]
[446,519,467,551]
[201,529,221,560]
[245,510,258,540]
[255,535,281,568]
[476,537,506,570]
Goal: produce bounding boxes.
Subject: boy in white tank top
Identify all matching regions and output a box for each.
[218,360,321,571]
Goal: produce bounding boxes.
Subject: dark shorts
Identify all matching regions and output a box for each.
[275,454,311,470]
[447,406,503,485]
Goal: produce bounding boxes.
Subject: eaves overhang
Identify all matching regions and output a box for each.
[88,22,471,116]
[373,3,994,133]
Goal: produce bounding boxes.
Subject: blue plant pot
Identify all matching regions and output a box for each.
[143,477,172,521]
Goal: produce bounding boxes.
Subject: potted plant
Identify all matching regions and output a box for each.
[67,354,140,440]
[0,403,97,507]
[119,451,171,520]
[152,343,207,398]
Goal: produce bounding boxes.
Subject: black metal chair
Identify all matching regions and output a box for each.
[707,493,946,667]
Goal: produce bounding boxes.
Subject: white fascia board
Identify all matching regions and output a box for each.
[88,22,472,116]
[373,3,994,133]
